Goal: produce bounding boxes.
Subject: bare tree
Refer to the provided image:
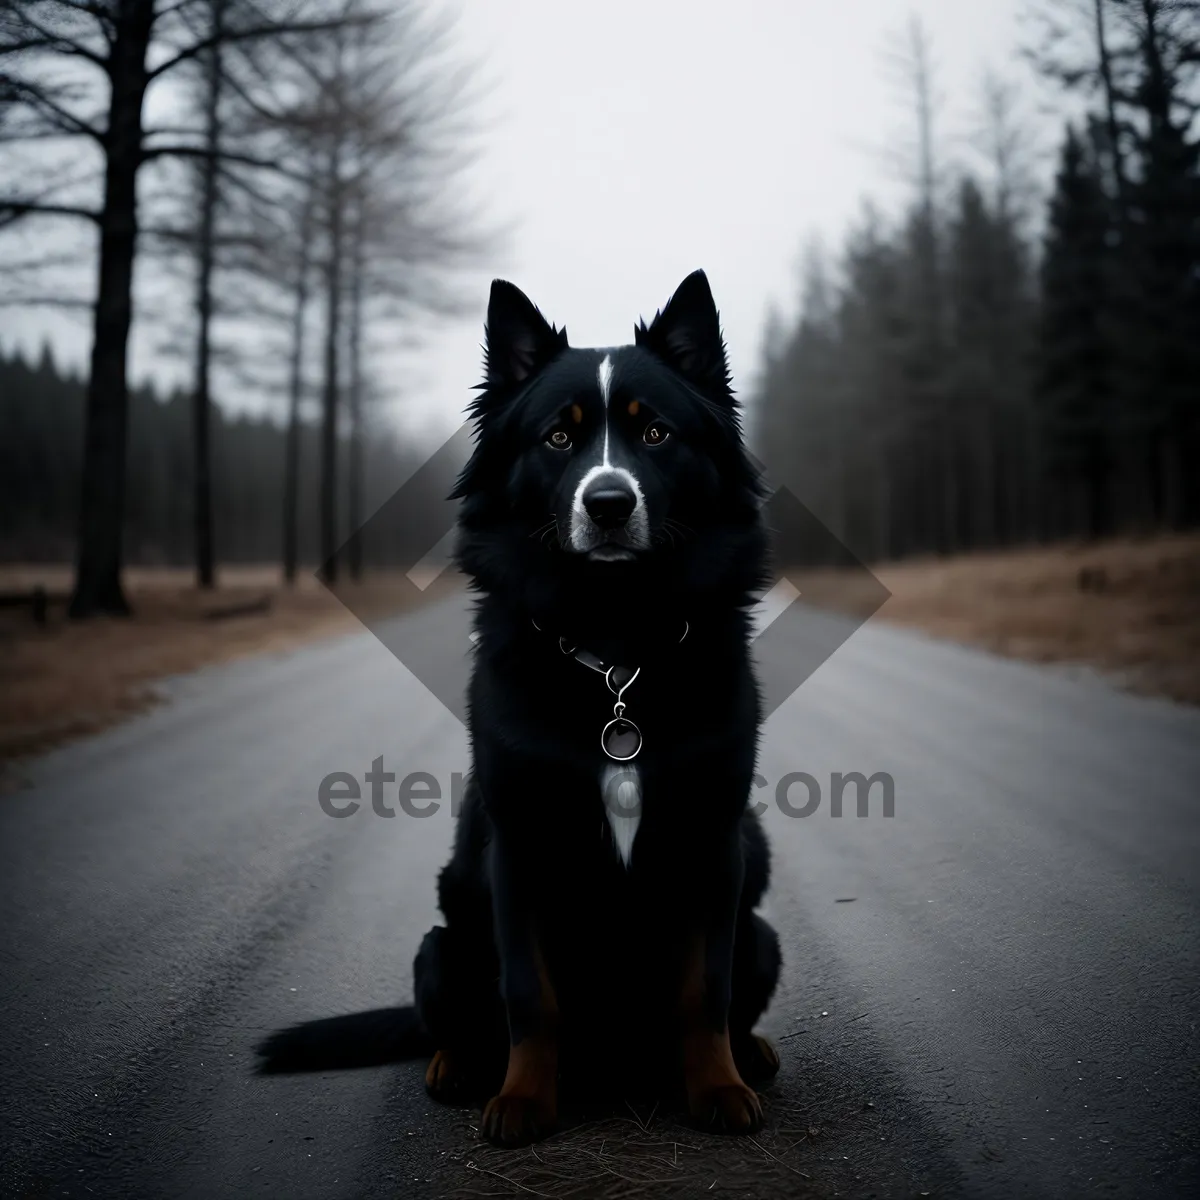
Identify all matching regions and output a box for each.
[971,72,1042,230]
[317,80,343,583]
[189,0,224,588]
[1024,1,1134,216]
[345,182,365,580]
[292,0,492,583]
[0,0,364,616]
[881,16,954,555]
[281,175,314,585]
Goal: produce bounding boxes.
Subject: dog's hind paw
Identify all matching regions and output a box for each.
[689,1082,764,1135]
[425,1049,471,1103]
[481,1092,558,1147]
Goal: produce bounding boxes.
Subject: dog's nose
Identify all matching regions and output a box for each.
[583,482,636,530]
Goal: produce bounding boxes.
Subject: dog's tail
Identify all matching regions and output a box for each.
[255,1006,434,1074]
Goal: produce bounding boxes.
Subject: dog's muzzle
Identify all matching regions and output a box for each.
[567,469,650,558]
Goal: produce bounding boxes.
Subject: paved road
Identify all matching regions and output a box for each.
[2,594,1197,1199]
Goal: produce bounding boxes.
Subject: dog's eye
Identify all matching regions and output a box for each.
[546,429,572,450]
[642,422,669,446]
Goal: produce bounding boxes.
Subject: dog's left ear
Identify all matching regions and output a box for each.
[635,270,731,399]
[484,279,569,392]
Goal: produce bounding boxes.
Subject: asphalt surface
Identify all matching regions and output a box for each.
[1,593,1198,1199]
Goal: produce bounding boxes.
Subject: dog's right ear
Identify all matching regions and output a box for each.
[483,280,568,392]
[635,270,730,401]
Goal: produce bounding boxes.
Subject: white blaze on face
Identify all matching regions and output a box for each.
[567,354,650,553]
[598,354,614,408]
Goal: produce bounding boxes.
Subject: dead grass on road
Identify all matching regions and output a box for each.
[0,564,442,769]
[437,1087,879,1200]
[793,533,1200,706]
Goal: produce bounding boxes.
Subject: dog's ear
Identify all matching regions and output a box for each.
[484,280,568,391]
[635,270,731,399]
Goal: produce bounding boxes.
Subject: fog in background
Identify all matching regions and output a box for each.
[3,0,1027,438]
[2,0,1197,612]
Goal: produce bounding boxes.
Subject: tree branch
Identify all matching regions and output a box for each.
[50,0,116,48]
[2,10,109,70]
[152,0,208,21]
[5,78,104,141]
[0,201,101,229]
[138,142,307,181]
[146,15,377,81]
[0,293,94,309]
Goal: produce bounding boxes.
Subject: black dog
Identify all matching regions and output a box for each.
[258,271,781,1147]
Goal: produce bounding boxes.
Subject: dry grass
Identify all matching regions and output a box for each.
[0,564,445,768]
[792,532,1200,705]
[433,1090,877,1200]
[442,1116,812,1199]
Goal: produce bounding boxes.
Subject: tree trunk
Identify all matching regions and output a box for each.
[1094,0,1130,217]
[346,193,366,582]
[993,421,1011,546]
[1145,435,1165,526]
[70,0,156,618]
[283,184,315,585]
[1086,444,1113,539]
[911,19,951,555]
[319,137,344,583]
[191,0,225,590]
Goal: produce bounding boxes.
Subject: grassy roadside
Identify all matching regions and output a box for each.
[0,564,446,770]
[793,532,1200,706]
[2,534,1197,773]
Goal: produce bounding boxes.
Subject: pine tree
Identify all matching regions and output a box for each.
[948,178,1001,550]
[1121,0,1200,526]
[1036,124,1116,539]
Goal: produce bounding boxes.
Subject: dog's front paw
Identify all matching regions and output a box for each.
[689,1081,764,1135]
[481,1092,557,1146]
[733,1033,780,1084]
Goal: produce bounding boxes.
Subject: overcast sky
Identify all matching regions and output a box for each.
[4,0,1035,444]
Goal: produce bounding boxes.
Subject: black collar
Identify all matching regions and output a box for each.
[526,617,689,763]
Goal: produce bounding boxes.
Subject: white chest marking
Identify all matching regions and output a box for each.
[600,762,641,868]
